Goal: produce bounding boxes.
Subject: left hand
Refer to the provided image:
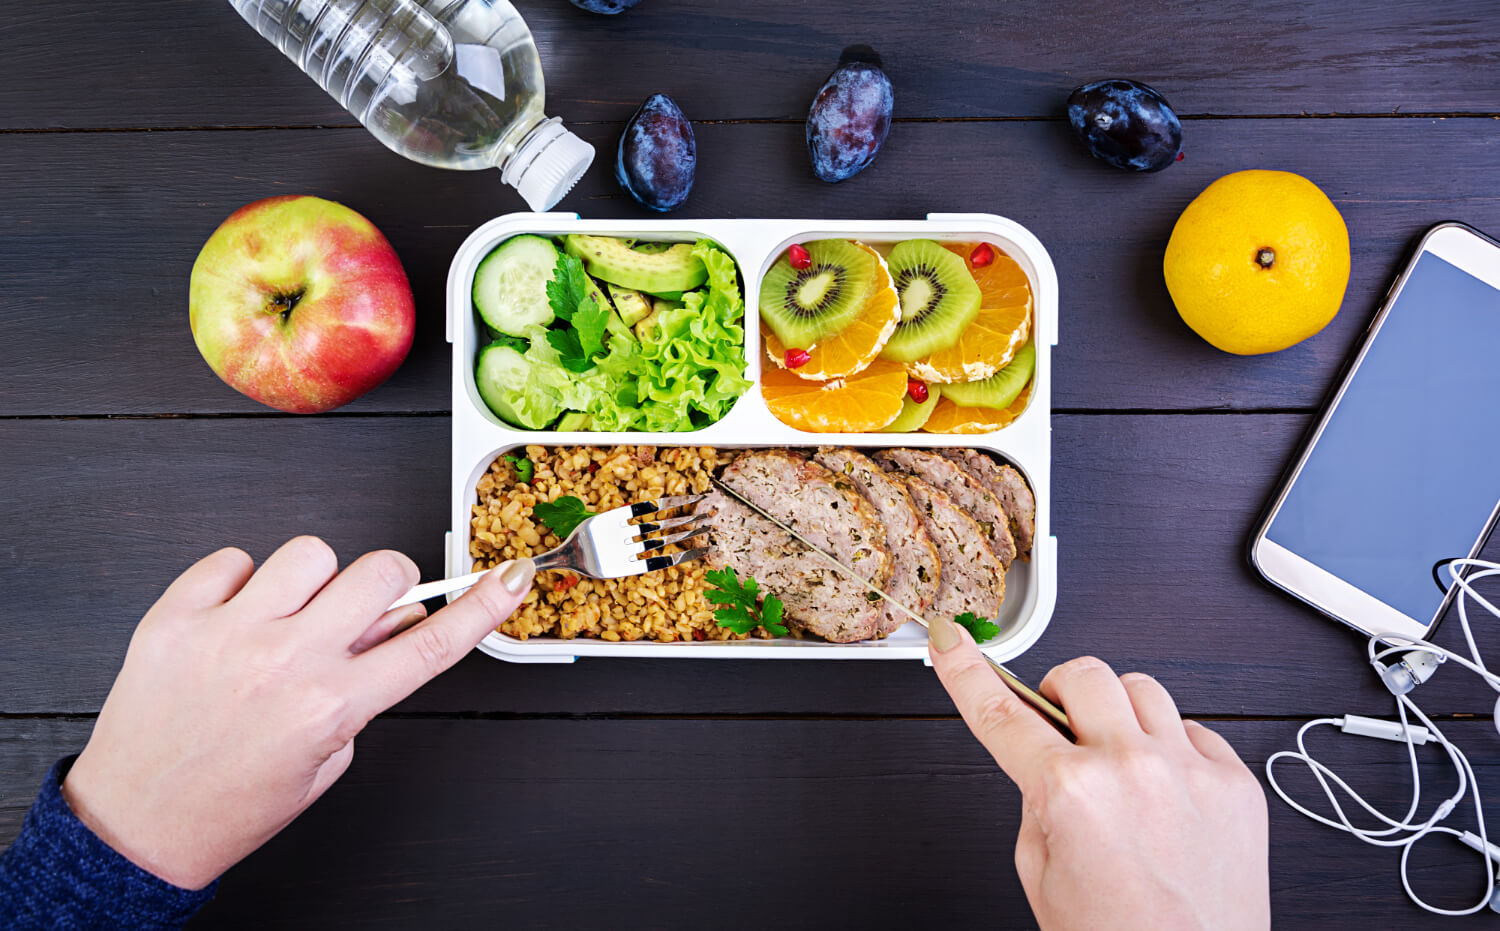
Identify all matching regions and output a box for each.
[61,537,533,889]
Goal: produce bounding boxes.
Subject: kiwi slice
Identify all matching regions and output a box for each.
[878,240,982,362]
[758,239,877,348]
[879,385,942,432]
[942,342,1036,408]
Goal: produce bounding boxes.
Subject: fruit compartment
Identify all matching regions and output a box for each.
[753,226,1050,438]
[446,213,1057,663]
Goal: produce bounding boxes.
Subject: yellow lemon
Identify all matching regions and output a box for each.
[1164,170,1350,355]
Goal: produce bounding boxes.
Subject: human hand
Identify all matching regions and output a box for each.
[928,619,1270,931]
[61,537,533,889]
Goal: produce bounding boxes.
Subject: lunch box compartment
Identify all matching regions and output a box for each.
[446,214,1058,664]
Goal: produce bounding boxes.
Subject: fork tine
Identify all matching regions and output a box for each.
[637,525,710,554]
[631,511,701,539]
[627,492,710,518]
[640,546,711,573]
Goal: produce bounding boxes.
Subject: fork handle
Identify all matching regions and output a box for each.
[386,550,571,611]
[387,568,491,611]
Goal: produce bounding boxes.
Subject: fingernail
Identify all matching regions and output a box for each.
[498,558,535,596]
[394,605,427,635]
[927,615,962,653]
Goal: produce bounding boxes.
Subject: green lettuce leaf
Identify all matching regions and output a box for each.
[585,240,750,432]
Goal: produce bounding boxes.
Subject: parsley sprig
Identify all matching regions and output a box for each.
[532,495,595,539]
[544,254,610,373]
[954,611,1001,643]
[704,567,788,636]
[502,453,534,484]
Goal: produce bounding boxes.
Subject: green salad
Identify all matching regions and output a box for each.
[472,233,750,432]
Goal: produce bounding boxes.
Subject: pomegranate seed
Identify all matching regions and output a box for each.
[788,243,812,269]
[907,379,929,403]
[1176,151,1185,162]
[969,243,995,267]
[784,348,811,369]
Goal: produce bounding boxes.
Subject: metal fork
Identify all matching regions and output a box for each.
[387,493,712,611]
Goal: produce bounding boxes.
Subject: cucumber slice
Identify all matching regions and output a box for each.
[475,344,563,429]
[472,235,560,336]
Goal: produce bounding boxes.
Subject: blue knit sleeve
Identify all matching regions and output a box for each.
[0,756,217,930]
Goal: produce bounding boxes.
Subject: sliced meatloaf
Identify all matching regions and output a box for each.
[937,449,1036,559]
[902,477,1006,624]
[873,448,1018,568]
[813,447,942,636]
[704,450,891,642]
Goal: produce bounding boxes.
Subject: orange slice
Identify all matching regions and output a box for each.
[762,359,908,433]
[922,381,1033,434]
[906,243,1033,384]
[763,242,900,381]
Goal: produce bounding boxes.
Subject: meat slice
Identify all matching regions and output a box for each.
[937,449,1036,559]
[814,447,942,636]
[704,450,891,642]
[902,477,1006,624]
[873,448,1017,568]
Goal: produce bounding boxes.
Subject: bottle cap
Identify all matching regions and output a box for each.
[502,117,595,212]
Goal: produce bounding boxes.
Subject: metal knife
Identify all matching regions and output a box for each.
[710,477,1073,739]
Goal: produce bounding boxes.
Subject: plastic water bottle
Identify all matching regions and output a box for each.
[229,0,595,211]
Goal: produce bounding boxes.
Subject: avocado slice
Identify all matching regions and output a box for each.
[564,235,708,294]
[582,273,614,315]
[634,298,684,342]
[606,283,653,327]
[555,411,593,431]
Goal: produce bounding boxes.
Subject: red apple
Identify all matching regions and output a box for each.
[189,195,415,413]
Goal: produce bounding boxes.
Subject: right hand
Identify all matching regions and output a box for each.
[928,619,1270,930]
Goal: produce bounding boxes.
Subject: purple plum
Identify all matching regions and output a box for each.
[569,0,642,14]
[616,94,695,212]
[806,47,893,183]
[1067,79,1183,172]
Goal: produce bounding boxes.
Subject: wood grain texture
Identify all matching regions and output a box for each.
[4,119,1498,415]
[6,414,1500,717]
[3,718,1496,929]
[4,0,1499,130]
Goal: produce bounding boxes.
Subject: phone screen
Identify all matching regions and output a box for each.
[1265,250,1500,623]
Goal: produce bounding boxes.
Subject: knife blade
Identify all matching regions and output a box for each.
[709,477,1072,739]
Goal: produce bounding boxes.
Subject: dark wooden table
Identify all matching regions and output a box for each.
[5,1,1500,926]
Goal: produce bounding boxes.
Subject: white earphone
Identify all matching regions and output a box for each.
[1267,558,1500,917]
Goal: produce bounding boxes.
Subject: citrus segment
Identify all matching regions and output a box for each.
[762,359,908,433]
[763,243,900,380]
[922,382,1033,435]
[906,243,1033,383]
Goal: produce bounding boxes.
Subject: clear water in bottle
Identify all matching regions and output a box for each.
[229,0,594,210]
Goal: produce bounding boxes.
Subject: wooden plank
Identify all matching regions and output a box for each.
[5,1,1499,130]
[4,118,1499,415]
[3,718,1496,928]
[6,414,1500,717]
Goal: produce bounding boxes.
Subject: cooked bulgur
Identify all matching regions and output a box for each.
[470,445,755,643]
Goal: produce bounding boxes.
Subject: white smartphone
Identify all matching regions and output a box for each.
[1251,222,1500,641]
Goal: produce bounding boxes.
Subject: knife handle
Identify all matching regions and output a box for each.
[984,655,1075,741]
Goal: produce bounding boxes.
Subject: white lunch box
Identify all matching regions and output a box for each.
[445,213,1058,664]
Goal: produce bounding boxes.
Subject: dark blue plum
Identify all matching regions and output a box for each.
[806,48,893,183]
[1067,79,1182,172]
[616,94,695,212]
[569,0,642,14]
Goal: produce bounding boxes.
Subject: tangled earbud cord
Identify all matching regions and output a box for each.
[1267,558,1500,917]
